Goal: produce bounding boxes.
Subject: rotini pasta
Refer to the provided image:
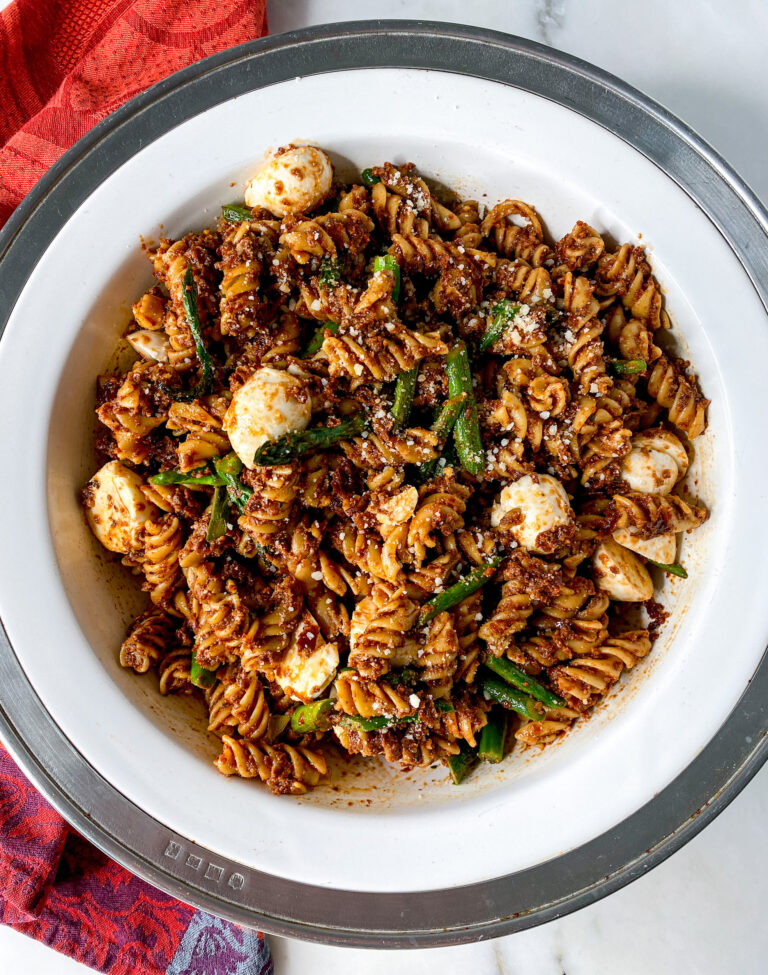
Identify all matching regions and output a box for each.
[82,145,710,795]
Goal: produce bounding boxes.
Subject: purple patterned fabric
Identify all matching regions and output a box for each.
[0,743,273,975]
[168,913,272,975]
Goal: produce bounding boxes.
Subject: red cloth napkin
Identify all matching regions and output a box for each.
[0,1,273,971]
[0,0,268,227]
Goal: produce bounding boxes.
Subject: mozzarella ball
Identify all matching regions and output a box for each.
[276,613,339,703]
[83,461,157,554]
[593,538,654,602]
[621,429,689,495]
[620,447,679,496]
[224,367,311,469]
[244,145,333,218]
[613,528,677,564]
[126,329,170,363]
[631,429,689,479]
[491,474,574,553]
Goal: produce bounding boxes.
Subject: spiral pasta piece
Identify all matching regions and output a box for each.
[325,320,447,389]
[215,735,326,794]
[279,209,373,264]
[559,271,611,396]
[421,692,489,746]
[481,200,553,266]
[132,288,166,331]
[332,721,458,771]
[595,244,670,329]
[612,492,709,537]
[218,217,279,340]
[341,423,440,469]
[334,670,414,719]
[193,582,258,670]
[222,668,271,739]
[330,520,403,585]
[141,514,184,606]
[372,181,430,238]
[242,578,303,675]
[515,706,581,746]
[370,476,469,571]
[166,396,230,471]
[419,611,460,690]
[338,184,370,214]
[646,354,709,438]
[453,591,483,684]
[403,543,462,600]
[371,161,461,233]
[478,582,534,657]
[547,629,652,709]
[157,648,193,695]
[554,221,605,272]
[120,611,174,674]
[494,259,554,303]
[348,583,420,679]
[388,233,485,318]
[296,280,356,324]
[238,463,300,549]
[206,675,238,735]
[526,374,570,416]
[452,199,482,249]
[96,361,171,463]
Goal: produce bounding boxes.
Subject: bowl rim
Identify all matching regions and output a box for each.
[1,19,768,948]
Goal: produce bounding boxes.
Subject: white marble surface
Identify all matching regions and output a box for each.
[2,0,768,972]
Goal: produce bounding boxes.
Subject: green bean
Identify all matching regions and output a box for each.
[253,413,367,465]
[190,652,218,689]
[205,486,228,542]
[291,699,334,734]
[432,393,468,439]
[392,367,419,428]
[446,343,484,474]
[343,713,418,732]
[419,557,502,625]
[484,656,566,709]
[373,254,401,301]
[448,740,477,785]
[214,452,243,477]
[302,321,339,358]
[361,168,381,187]
[442,435,460,468]
[415,394,469,484]
[646,559,688,578]
[477,708,508,764]
[318,256,342,288]
[182,267,214,393]
[213,453,252,513]
[479,299,521,352]
[480,675,543,722]
[221,203,253,223]
[611,359,647,375]
[149,468,224,487]
[380,667,419,687]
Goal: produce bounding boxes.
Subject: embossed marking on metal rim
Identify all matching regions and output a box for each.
[0,20,767,948]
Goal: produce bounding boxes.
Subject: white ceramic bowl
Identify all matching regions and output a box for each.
[1,23,767,945]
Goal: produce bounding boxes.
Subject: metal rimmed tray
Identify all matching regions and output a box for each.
[1,20,767,948]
